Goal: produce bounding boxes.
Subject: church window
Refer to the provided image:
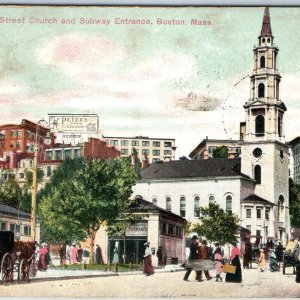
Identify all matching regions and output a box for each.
[194,196,200,217]
[258,83,265,98]
[267,38,271,43]
[180,196,186,217]
[262,38,265,43]
[246,208,251,218]
[260,56,265,68]
[254,165,261,184]
[166,197,171,211]
[256,208,262,219]
[209,195,215,204]
[278,195,284,222]
[255,115,265,136]
[278,115,283,137]
[225,195,232,213]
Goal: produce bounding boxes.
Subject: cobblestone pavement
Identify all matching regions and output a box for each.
[1,264,300,298]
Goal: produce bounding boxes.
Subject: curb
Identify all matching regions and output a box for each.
[26,268,185,283]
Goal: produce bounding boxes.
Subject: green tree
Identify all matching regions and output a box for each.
[192,202,240,244]
[38,158,86,244]
[289,177,300,227]
[0,175,23,207]
[39,157,138,262]
[212,145,229,159]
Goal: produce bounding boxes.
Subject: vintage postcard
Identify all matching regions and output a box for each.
[0,4,300,298]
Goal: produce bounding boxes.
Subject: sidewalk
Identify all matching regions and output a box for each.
[28,264,185,282]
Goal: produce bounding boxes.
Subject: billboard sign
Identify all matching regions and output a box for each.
[48,114,98,134]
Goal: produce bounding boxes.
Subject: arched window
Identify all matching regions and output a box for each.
[166,197,171,211]
[180,196,186,217]
[152,197,158,206]
[260,56,265,68]
[255,115,265,136]
[278,195,284,222]
[254,165,261,184]
[209,195,215,205]
[194,196,200,217]
[258,83,265,98]
[226,195,232,213]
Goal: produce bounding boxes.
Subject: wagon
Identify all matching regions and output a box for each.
[282,240,299,275]
[0,231,36,284]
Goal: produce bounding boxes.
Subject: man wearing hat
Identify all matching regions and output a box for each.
[143,241,154,276]
[183,235,199,281]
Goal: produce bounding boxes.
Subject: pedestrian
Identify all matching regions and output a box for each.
[269,249,280,272]
[143,241,154,276]
[183,235,199,281]
[156,246,163,269]
[95,244,103,264]
[214,246,224,282]
[38,243,48,271]
[58,244,66,268]
[71,244,78,264]
[66,245,71,264]
[77,245,83,263]
[196,239,213,281]
[258,248,267,272]
[112,247,119,272]
[243,241,252,269]
[225,242,242,283]
[82,246,90,270]
[275,242,284,262]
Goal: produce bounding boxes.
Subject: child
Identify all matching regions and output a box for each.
[214,246,223,282]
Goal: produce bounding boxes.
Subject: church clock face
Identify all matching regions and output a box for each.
[253,147,262,158]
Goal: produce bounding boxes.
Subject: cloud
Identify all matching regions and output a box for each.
[36,34,125,83]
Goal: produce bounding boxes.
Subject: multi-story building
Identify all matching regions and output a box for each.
[287,137,300,185]
[189,138,241,160]
[102,135,176,163]
[0,119,52,169]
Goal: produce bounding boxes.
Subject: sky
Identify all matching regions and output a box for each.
[0,6,300,158]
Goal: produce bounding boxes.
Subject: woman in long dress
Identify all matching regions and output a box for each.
[258,248,266,272]
[225,242,242,283]
[143,242,154,276]
[38,243,48,271]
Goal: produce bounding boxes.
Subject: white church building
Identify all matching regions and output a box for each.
[133,7,290,245]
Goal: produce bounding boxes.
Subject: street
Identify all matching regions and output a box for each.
[1,265,300,298]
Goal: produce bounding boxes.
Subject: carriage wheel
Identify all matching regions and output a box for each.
[19,259,30,282]
[1,253,13,283]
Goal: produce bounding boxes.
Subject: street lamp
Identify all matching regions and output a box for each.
[31,119,51,242]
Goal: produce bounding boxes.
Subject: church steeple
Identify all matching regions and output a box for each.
[258,7,274,46]
[260,7,272,37]
[243,7,286,143]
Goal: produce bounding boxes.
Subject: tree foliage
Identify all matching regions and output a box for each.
[212,145,228,159]
[192,202,240,245]
[289,177,300,227]
[38,157,138,260]
[0,175,22,207]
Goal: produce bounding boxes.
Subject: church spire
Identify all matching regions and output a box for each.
[260,7,272,37]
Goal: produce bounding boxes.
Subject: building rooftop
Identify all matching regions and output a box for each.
[139,158,250,181]
[0,202,30,219]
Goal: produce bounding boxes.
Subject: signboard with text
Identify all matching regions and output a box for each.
[48,114,99,134]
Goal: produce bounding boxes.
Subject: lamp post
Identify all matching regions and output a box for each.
[31,119,51,242]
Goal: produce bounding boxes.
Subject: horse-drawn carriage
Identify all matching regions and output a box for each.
[282,240,299,275]
[0,231,36,284]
